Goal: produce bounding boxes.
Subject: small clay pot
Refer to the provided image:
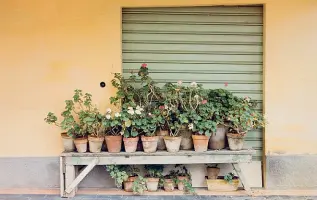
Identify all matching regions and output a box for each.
[192,135,209,152]
[74,137,88,153]
[146,177,160,192]
[227,133,245,151]
[164,136,182,153]
[61,133,75,152]
[157,130,169,150]
[123,137,139,153]
[163,179,174,192]
[123,176,138,192]
[88,136,104,153]
[105,135,122,153]
[141,136,158,153]
[177,176,188,191]
[207,167,220,179]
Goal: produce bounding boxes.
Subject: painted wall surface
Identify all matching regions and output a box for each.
[0,0,317,158]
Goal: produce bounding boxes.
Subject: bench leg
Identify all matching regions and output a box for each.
[60,157,65,198]
[232,163,252,195]
[65,165,76,198]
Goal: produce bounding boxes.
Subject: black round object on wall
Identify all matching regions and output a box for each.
[100,82,106,88]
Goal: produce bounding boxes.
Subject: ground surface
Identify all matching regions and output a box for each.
[0,195,316,200]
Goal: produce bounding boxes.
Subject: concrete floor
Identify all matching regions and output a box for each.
[0,195,316,200]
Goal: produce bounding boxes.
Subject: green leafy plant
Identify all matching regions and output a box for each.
[44,89,102,138]
[132,175,147,195]
[105,165,129,188]
[227,96,266,135]
[173,165,196,194]
[224,172,236,184]
[103,109,123,136]
[144,165,164,178]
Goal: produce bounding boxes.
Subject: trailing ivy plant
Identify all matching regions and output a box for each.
[224,172,236,184]
[132,175,147,195]
[173,165,196,195]
[105,165,129,188]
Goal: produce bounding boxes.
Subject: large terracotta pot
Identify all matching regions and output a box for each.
[141,136,158,153]
[157,130,169,150]
[74,137,88,153]
[192,135,209,152]
[105,135,122,153]
[123,137,139,153]
[209,125,228,150]
[61,133,75,152]
[227,133,245,151]
[164,136,182,153]
[88,136,104,153]
[179,129,193,150]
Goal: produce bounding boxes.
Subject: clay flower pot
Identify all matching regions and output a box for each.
[88,136,104,153]
[123,137,139,153]
[180,129,193,150]
[209,125,228,150]
[177,176,188,191]
[61,133,75,152]
[163,179,175,192]
[146,177,160,192]
[192,135,209,152]
[227,133,245,151]
[74,137,88,153]
[141,136,158,153]
[207,167,220,179]
[164,136,182,153]
[105,135,122,153]
[123,176,137,192]
[157,130,169,150]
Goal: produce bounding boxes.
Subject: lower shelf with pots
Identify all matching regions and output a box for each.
[60,149,255,197]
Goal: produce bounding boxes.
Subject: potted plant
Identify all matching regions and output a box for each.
[103,109,124,153]
[226,96,266,150]
[144,165,164,192]
[206,172,239,191]
[207,89,235,150]
[206,164,220,179]
[123,165,141,192]
[163,173,175,192]
[105,165,129,189]
[189,101,218,152]
[132,175,147,195]
[173,165,195,194]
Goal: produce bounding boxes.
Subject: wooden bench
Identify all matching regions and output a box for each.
[60,149,255,197]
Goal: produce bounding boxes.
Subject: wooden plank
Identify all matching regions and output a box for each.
[232,163,252,194]
[65,154,252,165]
[65,158,99,194]
[64,165,76,197]
[61,149,255,157]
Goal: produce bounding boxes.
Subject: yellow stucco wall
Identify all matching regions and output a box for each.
[0,0,317,157]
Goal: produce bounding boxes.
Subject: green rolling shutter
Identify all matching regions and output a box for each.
[122,6,263,161]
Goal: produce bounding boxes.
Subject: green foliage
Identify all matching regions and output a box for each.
[166,165,196,195]
[144,165,164,178]
[105,165,129,188]
[44,89,103,138]
[224,172,236,184]
[132,175,147,195]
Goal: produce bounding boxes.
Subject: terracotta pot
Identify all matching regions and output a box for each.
[105,135,122,153]
[157,130,169,150]
[146,177,160,192]
[207,167,220,179]
[123,176,137,192]
[61,133,75,152]
[88,136,104,153]
[179,129,193,150]
[227,133,245,151]
[177,176,188,191]
[123,137,139,153]
[141,136,158,153]
[206,178,239,191]
[164,179,174,192]
[192,135,209,152]
[164,136,182,153]
[74,137,88,153]
[209,125,228,150]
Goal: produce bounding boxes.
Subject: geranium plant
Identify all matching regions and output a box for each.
[227,96,265,135]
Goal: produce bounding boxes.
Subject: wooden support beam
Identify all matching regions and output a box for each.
[232,163,252,194]
[65,158,99,194]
